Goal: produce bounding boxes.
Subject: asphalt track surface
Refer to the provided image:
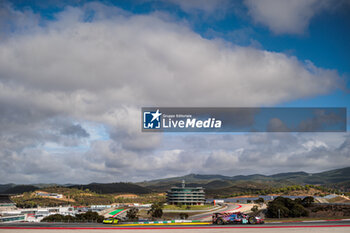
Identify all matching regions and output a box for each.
[1,220,350,228]
[190,203,241,220]
[1,221,350,233]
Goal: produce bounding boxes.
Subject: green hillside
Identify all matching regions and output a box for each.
[0,184,16,193]
[2,167,349,196]
[138,167,350,193]
[69,182,152,194]
[1,185,39,194]
[1,182,152,195]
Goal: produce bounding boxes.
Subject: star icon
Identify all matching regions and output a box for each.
[151,109,162,122]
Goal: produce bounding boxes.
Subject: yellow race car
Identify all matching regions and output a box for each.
[103,218,119,224]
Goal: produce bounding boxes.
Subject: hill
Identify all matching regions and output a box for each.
[1,167,349,196]
[1,182,151,195]
[0,183,71,194]
[0,185,39,194]
[68,182,152,194]
[0,184,16,193]
[138,167,350,194]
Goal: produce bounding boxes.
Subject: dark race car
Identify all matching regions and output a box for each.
[212,212,264,225]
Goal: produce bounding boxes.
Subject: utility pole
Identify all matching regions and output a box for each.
[278,209,280,219]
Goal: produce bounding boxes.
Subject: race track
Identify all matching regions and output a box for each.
[189,203,242,221]
[1,220,350,233]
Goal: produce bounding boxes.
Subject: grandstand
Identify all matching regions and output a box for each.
[0,194,16,212]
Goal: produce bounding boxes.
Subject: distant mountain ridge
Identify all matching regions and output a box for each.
[137,167,350,192]
[146,167,350,183]
[1,167,349,194]
[0,182,151,195]
[68,182,151,194]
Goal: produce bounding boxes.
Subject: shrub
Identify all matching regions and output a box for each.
[251,205,259,213]
[179,213,188,219]
[126,207,139,220]
[301,196,314,207]
[148,202,163,219]
[42,211,104,223]
[254,197,265,204]
[266,197,308,218]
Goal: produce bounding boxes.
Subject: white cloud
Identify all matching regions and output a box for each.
[302,140,328,151]
[0,4,340,109]
[0,2,347,183]
[244,0,334,34]
[164,0,229,14]
[0,2,41,38]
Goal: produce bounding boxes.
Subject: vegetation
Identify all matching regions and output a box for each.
[4,167,350,208]
[139,167,350,198]
[140,167,350,187]
[266,196,314,218]
[254,197,265,204]
[1,185,38,194]
[3,167,350,202]
[179,213,189,219]
[265,203,350,219]
[69,182,151,194]
[2,182,152,195]
[250,205,259,214]
[10,186,166,207]
[13,197,68,208]
[41,211,104,223]
[213,184,346,199]
[11,188,115,207]
[126,207,139,221]
[148,202,164,219]
[301,196,315,207]
[309,204,350,217]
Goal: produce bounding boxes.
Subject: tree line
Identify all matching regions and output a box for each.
[42,211,105,223]
[266,196,314,218]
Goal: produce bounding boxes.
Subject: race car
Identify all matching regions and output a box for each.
[212,212,264,225]
[103,218,119,224]
[247,216,264,224]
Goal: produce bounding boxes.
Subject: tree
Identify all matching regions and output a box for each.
[266,197,308,218]
[251,205,259,214]
[43,211,104,223]
[148,202,163,219]
[254,197,264,204]
[179,213,188,219]
[176,202,183,208]
[289,204,308,217]
[266,203,289,218]
[301,196,314,207]
[126,207,139,220]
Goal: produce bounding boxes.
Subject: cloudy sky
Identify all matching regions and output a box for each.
[0,0,349,184]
